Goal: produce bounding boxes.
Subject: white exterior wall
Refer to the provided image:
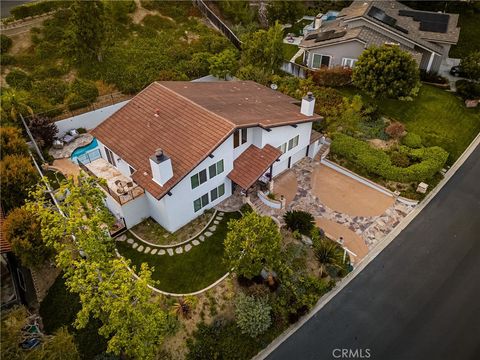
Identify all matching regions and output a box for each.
[306,40,365,68]
[55,100,129,137]
[96,139,135,178]
[233,127,256,159]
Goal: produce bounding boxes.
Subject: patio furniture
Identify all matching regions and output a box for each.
[69,129,79,137]
[62,134,76,144]
[126,181,133,187]
[114,180,122,186]
[53,139,63,149]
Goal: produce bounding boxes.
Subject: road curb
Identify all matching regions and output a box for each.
[255,132,480,360]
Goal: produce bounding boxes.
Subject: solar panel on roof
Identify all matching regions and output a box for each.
[314,30,346,42]
[368,6,409,34]
[398,9,449,33]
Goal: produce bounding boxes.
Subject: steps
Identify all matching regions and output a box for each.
[314,143,330,162]
[250,196,285,219]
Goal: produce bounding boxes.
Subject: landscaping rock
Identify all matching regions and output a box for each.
[208,225,216,231]
[127,239,134,244]
[301,235,313,246]
[151,249,158,255]
[175,247,183,254]
[167,249,173,256]
[159,249,166,255]
[137,245,144,252]
[144,246,151,254]
[117,234,127,242]
[214,220,219,225]
[184,244,192,252]
[199,235,205,241]
[204,231,213,237]
[218,212,224,216]
[132,243,138,249]
[192,240,200,246]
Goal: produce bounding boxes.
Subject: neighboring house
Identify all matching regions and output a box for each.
[88,81,323,232]
[299,0,460,73]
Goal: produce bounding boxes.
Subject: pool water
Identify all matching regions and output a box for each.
[71,138,100,163]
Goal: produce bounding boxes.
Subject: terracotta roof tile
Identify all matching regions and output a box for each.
[92,81,321,199]
[227,145,282,190]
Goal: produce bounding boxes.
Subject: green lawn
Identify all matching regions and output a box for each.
[44,170,66,189]
[116,211,241,294]
[338,85,480,164]
[283,43,299,61]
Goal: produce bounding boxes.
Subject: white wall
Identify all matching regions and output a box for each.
[96,139,135,178]
[55,100,129,137]
[306,41,365,68]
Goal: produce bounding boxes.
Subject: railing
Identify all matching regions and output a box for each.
[281,61,308,78]
[193,0,242,49]
[77,159,145,205]
[73,148,102,165]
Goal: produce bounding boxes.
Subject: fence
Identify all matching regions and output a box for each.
[77,159,145,205]
[193,0,242,49]
[73,148,102,165]
[281,61,308,78]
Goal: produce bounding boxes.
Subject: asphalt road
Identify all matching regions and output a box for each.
[267,145,480,360]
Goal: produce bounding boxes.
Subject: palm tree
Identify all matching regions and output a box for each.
[314,237,345,277]
[170,297,194,319]
[1,88,34,122]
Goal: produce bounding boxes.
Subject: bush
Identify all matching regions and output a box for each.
[234,294,272,338]
[0,126,29,158]
[455,79,480,100]
[390,151,411,168]
[385,121,405,139]
[142,14,175,30]
[330,133,449,183]
[29,116,58,148]
[309,66,352,87]
[1,34,12,53]
[32,78,68,104]
[10,0,70,20]
[0,54,15,66]
[5,68,32,90]
[283,210,315,235]
[402,133,422,148]
[70,78,99,104]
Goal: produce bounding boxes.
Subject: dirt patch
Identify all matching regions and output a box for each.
[130,0,175,24]
[32,265,61,304]
[368,138,398,150]
[311,164,395,217]
[273,169,298,206]
[161,277,238,358]
[7,32,33,55]
[51,159,80,179]
[315,218,369,264]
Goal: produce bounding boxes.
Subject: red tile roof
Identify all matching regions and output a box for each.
[92,81,321,199]
[227,145,282,190]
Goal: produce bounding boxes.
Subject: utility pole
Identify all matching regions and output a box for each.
[20,114,45,163]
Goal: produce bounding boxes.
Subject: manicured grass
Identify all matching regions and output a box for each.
[116,211,241,294]
[131,209,214,245]
[449,11,480,59]
[39,275,108,360]
[282,43,299,61]
[338,85,480,164]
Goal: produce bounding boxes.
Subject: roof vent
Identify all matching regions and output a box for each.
[154,109,160,117]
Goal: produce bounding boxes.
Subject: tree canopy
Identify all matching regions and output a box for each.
[267,0,304,25]
[209,49,239,79]
[0,126,29,159]
[224,211,282,279]
[461,50,480,80]
[352,45,420,99]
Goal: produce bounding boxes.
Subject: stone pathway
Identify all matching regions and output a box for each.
[115,211,225,256]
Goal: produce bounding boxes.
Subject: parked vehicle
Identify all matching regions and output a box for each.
[450,65,467,77]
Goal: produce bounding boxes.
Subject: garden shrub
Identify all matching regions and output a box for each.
[330,133,449,182]
[142,14,176,30]
[309,66,352,87]
[455,79,480,100]
[385,121,405,139]
[32,65,67,79]
[10,0,70,20]
[390,151,411,168]
[1,34,12,53]
[29,116,58,148]
[5,68,32,90]
[0,54,15,66]
[283,210,315,235]
[140,0,194,20]
[32,78,68,104]
[234,294,272,338]
[402,133,422,148]
[420,69,448,84]
[70,78,99,104]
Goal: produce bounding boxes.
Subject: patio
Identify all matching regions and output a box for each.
[82,158,144,204]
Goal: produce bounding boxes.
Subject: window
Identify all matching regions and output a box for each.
[234,128,248,148]
[210,183,225,201]
[191,169,207,189]
[129,166,135,175]
[193,193,209,212]
[104,146,116,166]
[341,58,357,68]
[209,159,224,178]
[312,54,331,68]
[277,142,287,154]
[288,135,299,150]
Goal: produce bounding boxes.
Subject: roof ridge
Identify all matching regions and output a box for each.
[155,82,237,129]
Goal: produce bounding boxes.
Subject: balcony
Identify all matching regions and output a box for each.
[78,158,144,205]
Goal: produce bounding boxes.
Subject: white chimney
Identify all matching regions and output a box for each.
[300,92,315,116]
[314,13,323,29]
[149,148,173,187]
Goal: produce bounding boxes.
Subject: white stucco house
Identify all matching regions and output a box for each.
[84,81,323,232]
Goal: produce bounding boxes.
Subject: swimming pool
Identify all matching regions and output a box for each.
[71,138,100,164]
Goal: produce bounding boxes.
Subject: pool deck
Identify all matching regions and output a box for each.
[48,134,93,159]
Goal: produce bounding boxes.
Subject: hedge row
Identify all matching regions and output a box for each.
[330,133,448,183]
[10,0,70,20]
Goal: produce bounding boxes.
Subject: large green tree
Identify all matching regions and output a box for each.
[27,177,172,360]
[0,155,38,212]
[224,211,282,279]
[69,0,107,62]
[2,206,53,268]
[460,50,480,80]
[209,49,239,79]
[0,126,29,159]
[352,45,420,99]
[267,0,304,25]
[241,22,284,74]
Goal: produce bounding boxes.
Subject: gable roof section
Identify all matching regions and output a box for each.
[92,81,321,200]
[227,145,282,190]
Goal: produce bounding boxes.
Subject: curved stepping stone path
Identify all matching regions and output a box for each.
[117,210,240,258]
